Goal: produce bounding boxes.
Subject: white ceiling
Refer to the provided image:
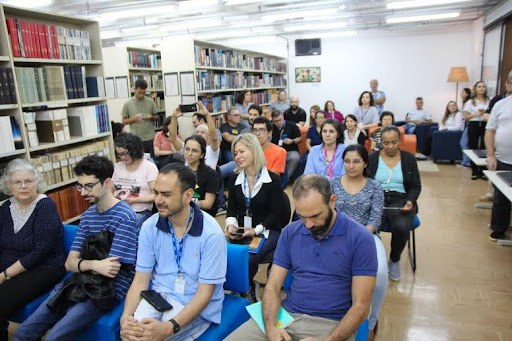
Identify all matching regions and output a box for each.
[0,0,504,47]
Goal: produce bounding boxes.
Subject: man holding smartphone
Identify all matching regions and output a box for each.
[120,163,227,340]
[122,79,158,157]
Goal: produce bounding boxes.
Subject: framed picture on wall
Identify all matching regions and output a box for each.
[295,67,321,83]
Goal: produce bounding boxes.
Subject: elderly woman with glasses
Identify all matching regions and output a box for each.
[367,125,421,283]
[0,159,66,340]
[113,133,158,231]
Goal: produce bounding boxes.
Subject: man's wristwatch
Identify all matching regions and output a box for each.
[169,319,180,334]
[3,270,11,281]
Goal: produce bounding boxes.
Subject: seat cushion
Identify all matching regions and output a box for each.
[197,294,250,341]
[75,301,125,341]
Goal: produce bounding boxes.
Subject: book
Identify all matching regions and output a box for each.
[245,302,294,335]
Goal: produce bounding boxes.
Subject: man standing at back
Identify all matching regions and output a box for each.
[370,79,386,115]
[15,156,138,340]
[226,174,376,340]
[120,163,227,340]
[122,79,158,156]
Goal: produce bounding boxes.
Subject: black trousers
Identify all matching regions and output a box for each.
[0,266,65,341]
[382,192,415,263]
[142,139,155,159]
[491,160,512,233]
[467,121,487,176]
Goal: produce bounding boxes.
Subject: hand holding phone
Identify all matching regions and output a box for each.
[140,290,173,312]
[179,104,198,113]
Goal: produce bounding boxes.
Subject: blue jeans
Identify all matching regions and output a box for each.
[459,127,470,167]
[403,123,417,134]
[136,209,153,232]
[221,149,233,164]
[164,315,210,340]
[220,160,236,179]
[368,234,388,330]
[14,282,106,341]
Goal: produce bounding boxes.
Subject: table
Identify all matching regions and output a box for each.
[483,170,512,247]
[463,149,492,209]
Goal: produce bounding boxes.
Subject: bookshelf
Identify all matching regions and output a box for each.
[102,46,165,127]
[0,4,114,223]
[160,37,287,138]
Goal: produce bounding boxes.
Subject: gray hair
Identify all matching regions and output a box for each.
[0,159,46,195]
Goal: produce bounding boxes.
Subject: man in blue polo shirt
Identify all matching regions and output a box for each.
[120,162,226,340]
[227,174,377,341]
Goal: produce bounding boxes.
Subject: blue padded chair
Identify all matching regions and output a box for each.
[75,302,125,341]
[10,224,79,323]
[431,130,464,162]
[197,244,251,341]
[380,215,420,272]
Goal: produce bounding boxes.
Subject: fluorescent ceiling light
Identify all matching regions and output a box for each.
[262,8,338,22]
[223,0,262,5]
[121,25,158,34]
[387,0,471,9]
[100,29,122,39]
[195,29,251,40]
[2,0,52,7]
[160,19,222,31]
[101,5,175,20]
[387,12,460,23]
[225,35,277,45]
[303,31,357,39]
[284,22,347,32]
[177,0,218,10]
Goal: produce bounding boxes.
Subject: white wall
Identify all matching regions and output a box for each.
[286,24,479,123]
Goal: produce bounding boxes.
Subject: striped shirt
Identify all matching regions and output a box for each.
[71,201,138,301]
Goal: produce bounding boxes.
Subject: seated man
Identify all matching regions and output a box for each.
[192,111,222,142]
[252,116,286,175]
[241,104,263,133]
[404,97,432,134]
[120,163,227,340]
[15,156,138,340]
[220,108,245,164]
[283,96,307,126]
[271,109,302,186]
[226,174,377,341]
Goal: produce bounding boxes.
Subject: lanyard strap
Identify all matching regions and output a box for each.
[323,144,337,178]
[168,209,194,272]
[243,170,261,215]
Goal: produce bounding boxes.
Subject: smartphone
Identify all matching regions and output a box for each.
[179,104,198,113]
[140,290,173,312]
[235,228,245,237]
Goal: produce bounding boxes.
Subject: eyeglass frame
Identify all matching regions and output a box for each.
[75,180,101,192]
[9,179,37,188]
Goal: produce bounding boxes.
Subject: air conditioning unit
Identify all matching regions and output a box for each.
[295,39,321,56]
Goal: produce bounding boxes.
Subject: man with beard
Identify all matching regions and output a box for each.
[120,162,227,341]
[226,174,377,341]
[16,156,138,340]
[283,96,307,126]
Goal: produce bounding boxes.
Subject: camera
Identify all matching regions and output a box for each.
[179,104,198,113]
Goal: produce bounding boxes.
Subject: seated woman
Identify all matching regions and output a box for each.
[330,144,386,340]
[113,133,158,231]
[153,116,179,169]
[324,100,344,124]
[370,111,395,151]
[440,100,465,131]
[183,134,220,217]
[367,125,421,282]
[304,119,346,179]
[0,159,66,339]
[225,134,284,302]
[305,110,325,152]
[352,90,380,130]
[343,114,366,146]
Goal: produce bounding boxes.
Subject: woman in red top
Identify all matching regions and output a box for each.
[324,100,344,125]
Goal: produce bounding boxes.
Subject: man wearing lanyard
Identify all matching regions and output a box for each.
[120,163,227,340]
[270,109,302,187]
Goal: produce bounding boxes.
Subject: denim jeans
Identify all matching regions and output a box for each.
[404,123,417,134]
[459,127,470,167]
[221,149,233,164]
[368,234,388,330]
[14,282,106,341]
[136,209,153,233]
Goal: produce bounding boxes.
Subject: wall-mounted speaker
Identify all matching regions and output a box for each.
[295,39,321,56]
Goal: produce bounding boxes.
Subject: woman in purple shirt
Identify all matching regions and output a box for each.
[324,100,344,125]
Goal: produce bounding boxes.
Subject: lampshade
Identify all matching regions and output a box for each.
[447,66,469,83]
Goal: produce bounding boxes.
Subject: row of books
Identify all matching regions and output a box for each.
[0,116,23,154]
[196,70,286,91]
[199,94,234,113]
[6,18,91,60]
[130,73,163,91]
[32,140,109,186]
[128,52,159,69]
[0,67,17,104]
[48,185,89,222]
[67,104,110,137]
[194,46,287,72]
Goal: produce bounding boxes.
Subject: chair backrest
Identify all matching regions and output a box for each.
[63,224,79,253]
[279,192,292,229]
[224,244,250,294]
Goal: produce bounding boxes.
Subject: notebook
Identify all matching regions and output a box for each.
[245,301,294,335]
[497,171,512,187]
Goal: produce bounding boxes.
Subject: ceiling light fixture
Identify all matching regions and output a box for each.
[224,35,277,45]
[284,22,347,32]
[100,6,175,20]
[1,0,53,8]
[386,11,460,24]
[303,30,357,39]
[223,0,262,5]
[121,25,158,34]
[195,29,251,40]
[177,0,218,10]
[262,8,338,22]
[159,19,223,31]
[100,29,122,39]
[387,0,471,9]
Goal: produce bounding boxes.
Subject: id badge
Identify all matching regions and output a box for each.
[278,139,283,146]
[244,215,252,228]
[175,274,185,295]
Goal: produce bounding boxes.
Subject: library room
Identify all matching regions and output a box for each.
[0,0,511,340]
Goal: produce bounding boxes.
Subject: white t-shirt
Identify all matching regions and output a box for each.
[113,159,158,213]
[486,96,512,164]
[440,111,464,131]
[205,145,220,170]
[463,99,490,122]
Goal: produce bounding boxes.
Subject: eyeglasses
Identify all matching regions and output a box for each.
[343,159,363,166]
[10,179,36,188]
[184,147,201,154]
[116,151,130,158]
[251,128,267,134]
[75,181,101,192]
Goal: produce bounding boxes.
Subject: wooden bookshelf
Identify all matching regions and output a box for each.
[102,46,165,124]
[161,37,288,138]
[0,4,114,222]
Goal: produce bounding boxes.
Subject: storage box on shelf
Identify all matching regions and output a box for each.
[0,4,114,222]
[102,46,164,125]
[161,37,288,138]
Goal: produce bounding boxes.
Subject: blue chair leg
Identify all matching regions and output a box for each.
[354,319,369,341]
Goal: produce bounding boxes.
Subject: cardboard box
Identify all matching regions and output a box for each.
[35,119,65,143]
